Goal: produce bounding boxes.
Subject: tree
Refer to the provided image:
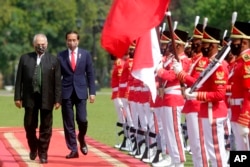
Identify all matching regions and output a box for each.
[77,0,112,87]
[169,0,250,35]
[5,0,249,88]
[0,0,110,87]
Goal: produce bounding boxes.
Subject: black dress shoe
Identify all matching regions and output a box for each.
[66,151,79,159]
[78,135,88,155]
[40,158,48,164]
[80,144,88,155]
[29,152,37,160]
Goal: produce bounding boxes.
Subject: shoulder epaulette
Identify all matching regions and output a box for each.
[242,54,250,62]
[116,59,121,65]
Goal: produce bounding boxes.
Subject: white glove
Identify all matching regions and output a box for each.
[237,123,250,136]
[150,107,154,112]
[155,61,163,72]
[172,58,183,74]
[117,98,123,108]
[143,82,148,87]
[184,88,197,100]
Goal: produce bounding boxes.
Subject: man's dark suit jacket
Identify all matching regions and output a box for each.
[14,52,62,110]
[57,48,96,99]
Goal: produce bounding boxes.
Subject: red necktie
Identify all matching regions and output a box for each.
[71,51,76,71]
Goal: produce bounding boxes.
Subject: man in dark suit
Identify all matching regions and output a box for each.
[58,31,96,159]
[14,33,61,164]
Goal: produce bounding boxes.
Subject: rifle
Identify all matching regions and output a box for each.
[189,11,238,93]
[165,11,179,62]
[116,106,134,151]
[189,41,231,93]
[165,11,186,94]
[116,122,129,136]
[189,41,231,125]
[129,120,157,154]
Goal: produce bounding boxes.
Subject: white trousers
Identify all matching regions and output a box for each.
[137,102,156,146]
[113,98,124,123]
[160,106,186,164]
[120,98,134,127]
[185,113,209,167]
[154,106,167,151]
[202,117,228,167]
[231,122,249,151]
[129,101,139,129]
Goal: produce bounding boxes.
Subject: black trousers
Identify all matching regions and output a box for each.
[24,93,52,158]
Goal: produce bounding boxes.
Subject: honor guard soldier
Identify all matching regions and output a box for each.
[134,79,156,161]
[229,21,250,151]
[174,22,209,167]
[127,72,140,155]
[147,30,172,165]
[223,36,236,151]
[110,54,126,149]
[154,29,191,167]
[174,25,229,167]
[220,35,235,161]
[116,43,136,151]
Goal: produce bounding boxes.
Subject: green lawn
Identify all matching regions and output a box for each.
[0,88,193,166]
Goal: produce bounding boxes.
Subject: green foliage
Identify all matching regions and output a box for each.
[1,0,249,88]
[0,0,112,87]
[169,0,250,36]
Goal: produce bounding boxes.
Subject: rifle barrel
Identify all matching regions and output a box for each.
[166,11,179,62]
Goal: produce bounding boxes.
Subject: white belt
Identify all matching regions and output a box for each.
[226,92,232,96]
[201,100,224,104]
[164,85,181,92]
[112,87,118,91]
[129,86,135,91]
[164,89,181,95]
[135,87,141,91]
[119,83,127,88]
[230,98,243,106]
[141,87,149,92]
[164,85,181,95]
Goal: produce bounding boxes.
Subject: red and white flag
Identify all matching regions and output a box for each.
[101,0,170,57]
[101,0,170,101]
[132,28,162,102]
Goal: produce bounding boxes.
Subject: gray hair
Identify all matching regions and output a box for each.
[33,33,48,44]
